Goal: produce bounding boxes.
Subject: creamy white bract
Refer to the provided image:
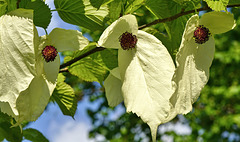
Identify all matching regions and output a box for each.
[0,9,89,124]
[170,11,236,115]
[98,14,176,141]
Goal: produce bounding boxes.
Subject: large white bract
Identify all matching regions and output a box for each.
[98,14,176,141]
[170,11,236,115]
[0,9,89,124]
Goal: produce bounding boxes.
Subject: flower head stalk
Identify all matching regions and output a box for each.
[193,25,211,44]
[42,45,58,62]
[119,32,138,50]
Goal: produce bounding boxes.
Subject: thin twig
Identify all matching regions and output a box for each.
[59,68,69,73]
[60,47,105,69]
[58,4,240,70]
[139,4,240,30]
[17,0,21,8]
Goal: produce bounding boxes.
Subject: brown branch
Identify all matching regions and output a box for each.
[139,4,240,30]
[60,47,105,69]
[17,0,21,8]
[58,4,240,71]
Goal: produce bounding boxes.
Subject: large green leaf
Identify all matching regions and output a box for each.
[19,0,52,29]
[0,9,35,118]
[204,0,229,11]
[23,128,49,142]
[51,73,77,117]
[54,0,108,31]
[0,110,22,142]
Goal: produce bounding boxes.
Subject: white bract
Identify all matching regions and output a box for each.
[0,9,36,119]
[0,9,89,123]
[170,11,236,114]
[98,15,176,141]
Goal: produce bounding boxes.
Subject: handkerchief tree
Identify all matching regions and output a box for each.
[0,0,239,141]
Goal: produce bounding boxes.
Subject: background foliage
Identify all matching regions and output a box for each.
[0,0,239,141]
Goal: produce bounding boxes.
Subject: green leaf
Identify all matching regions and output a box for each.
[0,0,18,16]
[204,0,229,11]
[145,0,200,54]
[100,49,118,70]
[145,0,172,18]
[6,0,17,11]
[107,0,122,22]
[90,0,112,9]
[0,0,7,16]
[54,0,108,31]
[65,44,109,83]
[90,0,104,9]
[124,0,144,14]
[51,73,77,117]
[19,0,52,29]
[23,128,49,142]
[0,9,35,118]
[0,110,22,142]
[229,0,240,5]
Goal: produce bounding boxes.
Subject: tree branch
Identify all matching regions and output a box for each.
[17,0,21,8]
[58,4,240,71]
[60,47,105,70]
[139,4,240,30]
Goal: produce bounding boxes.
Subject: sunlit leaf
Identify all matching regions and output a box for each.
[51,73,77,117]
[204,0,229,11]
[54,0,108,31]
[23,128,49,142]
[66,50,108,83]
[124,0,144,14]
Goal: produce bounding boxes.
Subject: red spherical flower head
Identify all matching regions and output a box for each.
[119,32,137,50]
[42,45,58,62]
[193,25,211,44]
